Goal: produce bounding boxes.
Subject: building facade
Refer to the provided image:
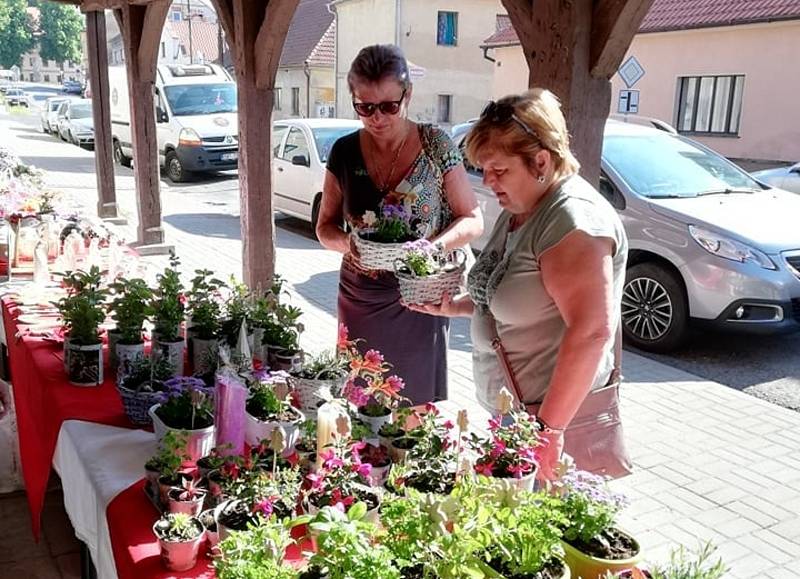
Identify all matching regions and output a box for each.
[330,0,503,128]
[481,0,800,164]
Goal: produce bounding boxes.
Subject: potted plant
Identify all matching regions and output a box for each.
[198,508,219,552]
[220,278,254,349]
[394,239,466,306]
[552,468,641,579]
[295,418,317,472]
[352,202,419,271]
[167,476,208,516]
[108,276,152,385]
[245,371,304,456]
[307,503,400,579]
[149,376,216,462]
[303,436,378,522]
[467,410,542,492]
[117,356,173,425]
[186,269,226,375]
[150,252,185,377]
[197,445,231,480]
[213,516,300,579]
[290,348,348,415]
[144,430,189,508]
[378,407,411,450]
[152,512,205,572]
[55,266,108,386]
[609,542,727,579]
[260,275,304,371]
[361,443,392,487]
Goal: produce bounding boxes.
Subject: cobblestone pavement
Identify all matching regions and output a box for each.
[2,112,800,577]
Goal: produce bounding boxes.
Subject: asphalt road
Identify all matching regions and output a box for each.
[3,99,799,412]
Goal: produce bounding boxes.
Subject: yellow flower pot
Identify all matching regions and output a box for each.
[562,533,642,579]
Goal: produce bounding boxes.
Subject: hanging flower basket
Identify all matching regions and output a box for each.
[353,232,409,271]
[394,247,466,305]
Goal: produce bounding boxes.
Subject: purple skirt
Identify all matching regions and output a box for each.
[338,263,449,405]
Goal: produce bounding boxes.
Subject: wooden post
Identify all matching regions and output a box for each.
[220,0,297,288]
[502,0,653,186]
[115,1,171,247]
[85,10,119,220]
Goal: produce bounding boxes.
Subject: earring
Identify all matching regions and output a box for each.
[537,175,546,184]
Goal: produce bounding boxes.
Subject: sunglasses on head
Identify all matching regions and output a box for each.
[481,99,539,141]
[352,89,406,117]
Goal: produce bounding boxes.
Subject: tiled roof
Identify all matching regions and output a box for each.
[166,20,223,63]
[482,0,800,46]
[306,20,335,67]
[280,0,335,68]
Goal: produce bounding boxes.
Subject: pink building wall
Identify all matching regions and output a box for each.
[610,20,800,163]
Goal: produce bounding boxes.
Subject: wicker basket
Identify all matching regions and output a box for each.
[353,232,408,271]
[118,386,161,425]
[289,375,347,415]
[394,249,467,305]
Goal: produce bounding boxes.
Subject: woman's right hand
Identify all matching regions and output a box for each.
[347,232,361,259]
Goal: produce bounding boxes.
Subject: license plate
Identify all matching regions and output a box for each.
[221,152,238,161]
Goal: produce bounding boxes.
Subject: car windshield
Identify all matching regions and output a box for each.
[164,83,237,116]
[70,104,92,119]
[312,126,360,162]
[603,132,763,198]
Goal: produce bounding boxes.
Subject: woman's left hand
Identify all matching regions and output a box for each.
[536,430,565,481]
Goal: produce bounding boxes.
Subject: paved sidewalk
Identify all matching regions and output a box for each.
[4,114,800,577]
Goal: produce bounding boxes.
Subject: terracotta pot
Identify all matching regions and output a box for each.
[562,529,642,579]
[116,341,144,385]
[244,408,304,457]
[153,518,204,572]
[149,404,215,463]
[66,341,103,387]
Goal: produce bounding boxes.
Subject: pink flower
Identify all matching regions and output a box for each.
[343,380,370,407]
[353,462,372,478]
[319,449,344,469]
[489,439,507,458]
[507,463,532,478]
[475,461,495,476]
[488,416,502,432]
[424,403,439,415]
[306,472,324,490]
[253,496,277,517]
[443,420,454,430]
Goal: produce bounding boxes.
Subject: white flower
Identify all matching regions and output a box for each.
[362,210,377,227]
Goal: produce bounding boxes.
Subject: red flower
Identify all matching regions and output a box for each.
[475,461,495,476]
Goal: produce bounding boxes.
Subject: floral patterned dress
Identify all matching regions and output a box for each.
[326,124,462,404]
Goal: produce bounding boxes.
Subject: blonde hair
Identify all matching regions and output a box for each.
[465,88,580,179]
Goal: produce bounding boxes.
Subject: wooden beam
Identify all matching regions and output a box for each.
[500,0,533,49]
[138,0,170,82]
[85,10,118,219]
[253,0,299,89]
[211,0,236,47]
[591,0,654,78]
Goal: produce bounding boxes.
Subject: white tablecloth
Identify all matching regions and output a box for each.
[53,420,155,579]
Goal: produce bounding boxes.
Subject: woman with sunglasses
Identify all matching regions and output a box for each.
[409,89,628,480]
[316,44,483,405]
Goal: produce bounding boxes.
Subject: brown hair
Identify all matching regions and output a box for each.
[347,44,411,92]
[465,89,580,179]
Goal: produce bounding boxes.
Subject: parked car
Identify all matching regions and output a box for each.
[4,88,28,107]
[61,80,84,95]
[56,99,94,146]
[41,97,70,133]
[458,120,800,352]
[752,162,800,195]
[271,118,362,231]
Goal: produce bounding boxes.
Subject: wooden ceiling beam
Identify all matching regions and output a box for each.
[590,0,654,78]
[211,0,236,47]
[254,0,299,89]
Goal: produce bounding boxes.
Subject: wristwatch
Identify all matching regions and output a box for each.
[535,417,565,435]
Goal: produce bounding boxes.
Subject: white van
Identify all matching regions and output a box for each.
[110,63,238,182]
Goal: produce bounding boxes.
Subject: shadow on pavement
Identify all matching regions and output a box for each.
[293,270,340,313]
[164,213,241,239]
[18,155,97,173]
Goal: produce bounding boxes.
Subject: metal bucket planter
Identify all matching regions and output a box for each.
[116,342,145,386]
[244,407,304,457]
[265,345,303,373]
[151,335,185,378]
[66,341,103,387]
[190,336,219,376]
[149,404,216,463]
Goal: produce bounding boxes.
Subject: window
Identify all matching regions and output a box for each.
[291,87,300,116]
[437,94,452,123]
[437,11,458,46]
[280,127,309,164]
[171,10,182,21]
[44,74,49,83]
[676,75,744,135]
[161,42,166,58]
[272,125,288,157]
[274,87,282,111]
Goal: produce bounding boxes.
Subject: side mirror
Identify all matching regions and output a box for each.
[599,178,626,210]
[291,154,309,167]
[791,163,800,174]
[156,107,168,123]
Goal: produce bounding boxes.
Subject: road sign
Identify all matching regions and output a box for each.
[618,56,645,88]
[618,90,639,114]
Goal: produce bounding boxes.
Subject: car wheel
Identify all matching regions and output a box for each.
[166,150,188,183]
[311,193,322,239]
[113,139,132,168]
[621,262,689,352]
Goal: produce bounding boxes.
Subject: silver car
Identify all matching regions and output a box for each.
[461,120,800,352]
[57,99,94,146]
[752,162,800,195]
[41,97,69,133]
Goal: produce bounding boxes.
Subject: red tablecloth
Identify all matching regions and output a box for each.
[108,480,309,579]
[2,296,134,539]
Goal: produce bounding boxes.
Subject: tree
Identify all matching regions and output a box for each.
[0,0,35,69]
[38,3,83,65]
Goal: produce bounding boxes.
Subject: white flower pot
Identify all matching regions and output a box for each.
[190,336,219,376]
[357,409,393,435]
[107,329,121,368]
[149,404,216,463]
[153,520,204,572]
[151,336,185,377]
[366,463,391,487]
[244,409,303,457]
[116,341,145,386]
[66,341,103,386]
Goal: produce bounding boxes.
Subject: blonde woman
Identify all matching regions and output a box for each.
[410,90,628,479]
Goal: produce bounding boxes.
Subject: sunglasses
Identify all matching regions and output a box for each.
[352,89,406,117]
[481,99,539,141]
